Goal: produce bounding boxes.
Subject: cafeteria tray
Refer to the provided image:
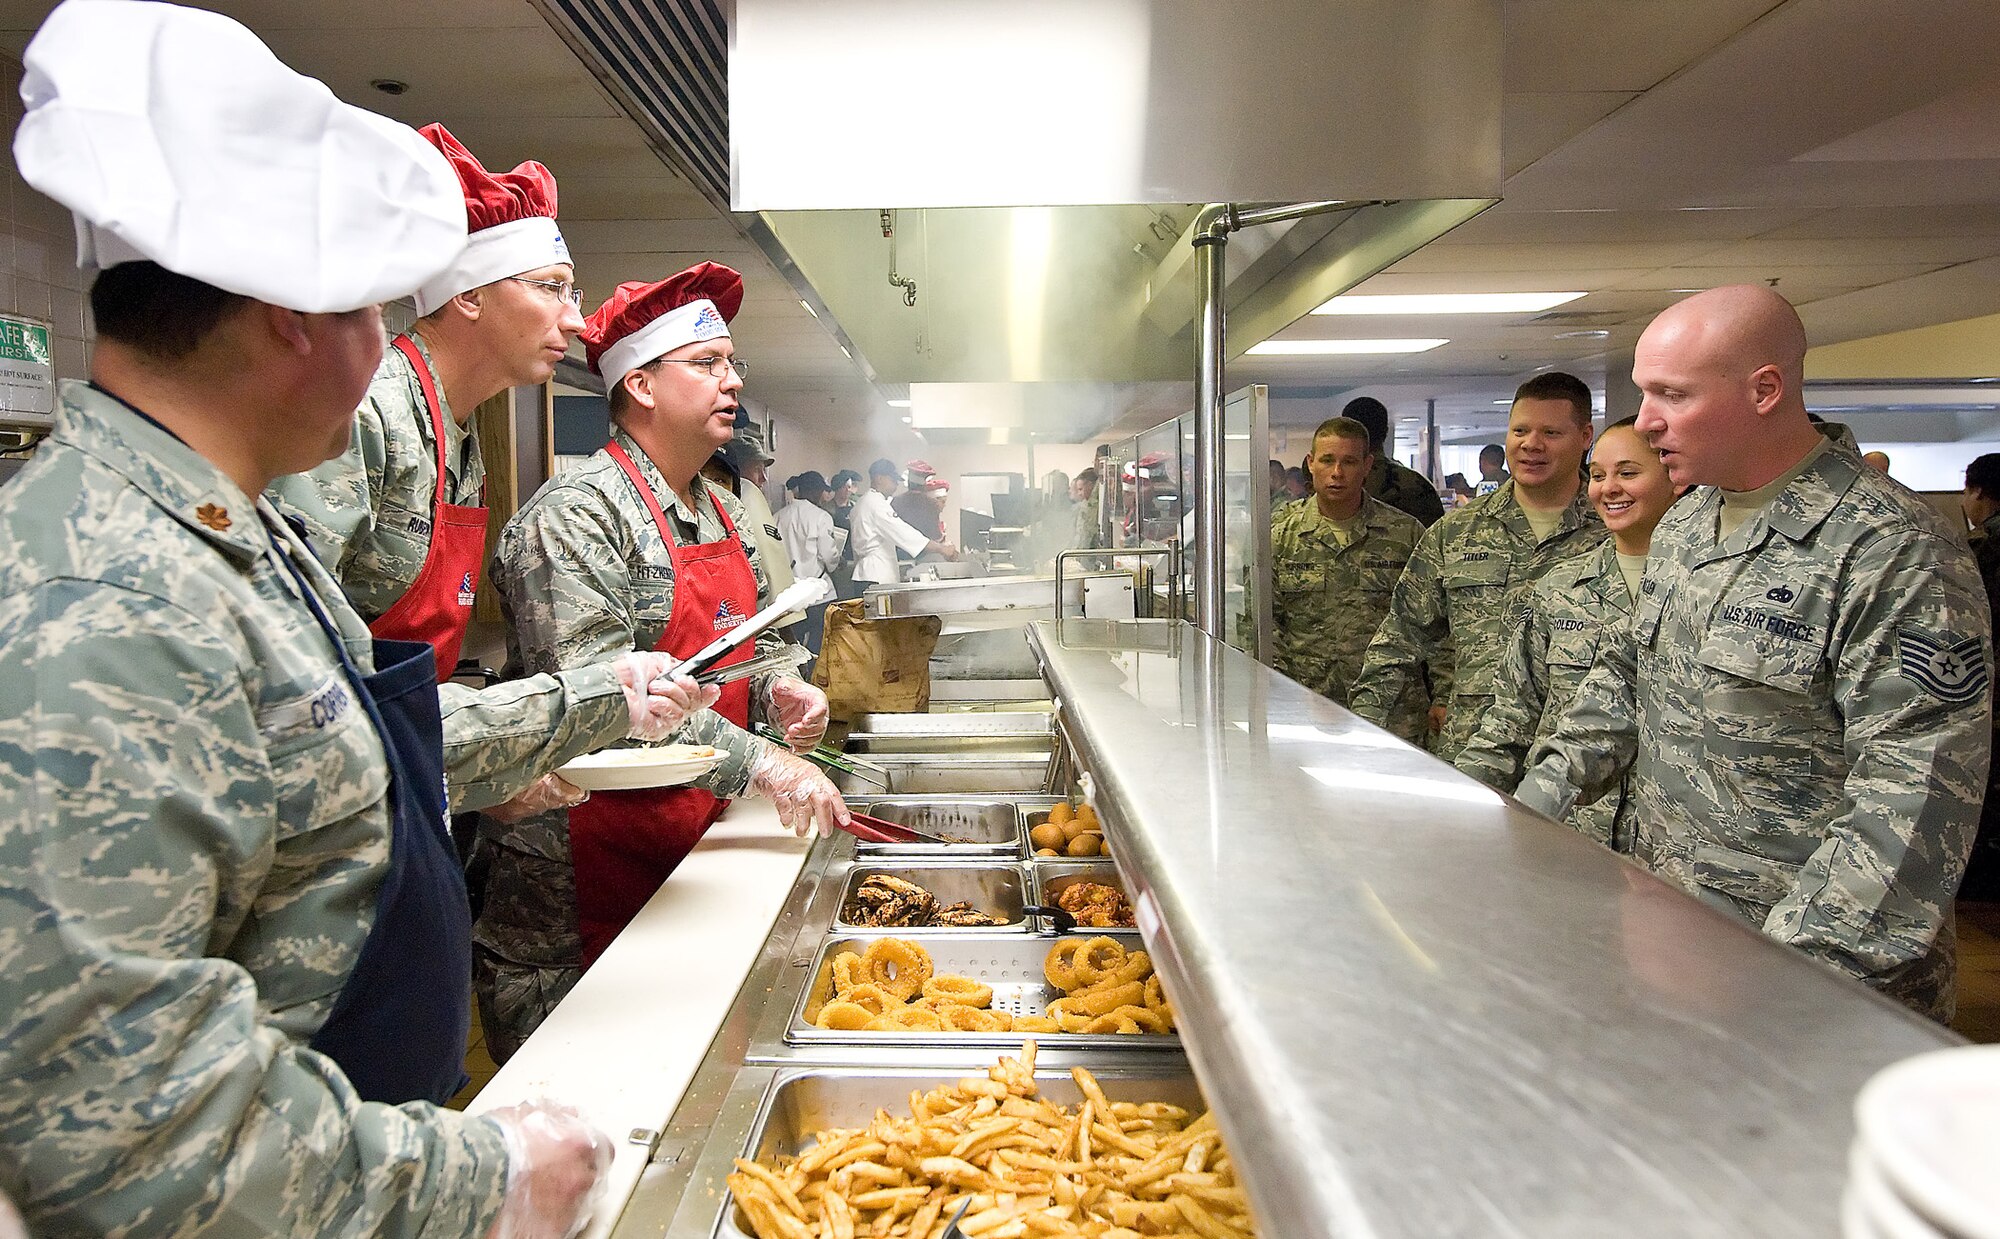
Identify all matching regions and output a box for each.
[846,799,1027,859]
[789,931,1177,1052]
[833,864,1032,931]
[829,753,1054,795]
[708,1063,1207,1239]
[1029,860,1136,931]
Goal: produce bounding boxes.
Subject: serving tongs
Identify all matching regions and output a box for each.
[692,642,810,688]
[842,810,968,847]
[754,723,896,790]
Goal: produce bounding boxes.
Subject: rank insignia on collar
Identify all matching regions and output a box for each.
[195,503,232,531]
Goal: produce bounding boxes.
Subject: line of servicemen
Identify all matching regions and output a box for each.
[1268,290,1993,1027]
[0,4,887,1236]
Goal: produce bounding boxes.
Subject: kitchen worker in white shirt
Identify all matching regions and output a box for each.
[849,457,957,592]
[777,470,844,654]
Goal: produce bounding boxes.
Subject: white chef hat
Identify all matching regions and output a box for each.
[12,0,467,314]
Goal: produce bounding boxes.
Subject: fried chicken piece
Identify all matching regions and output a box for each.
[932,902,1002,927]
[845,874,938,927]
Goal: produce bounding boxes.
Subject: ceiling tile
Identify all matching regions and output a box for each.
[1443,206,1817,245]
[1502,92,1635,176]
[260,25,619,119]
[1754,204,2000,240]
[1502,0,1782,92]
[1386,241,1726,273]
[1690,237,2000,267]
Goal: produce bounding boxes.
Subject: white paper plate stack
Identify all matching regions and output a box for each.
[1845,1044,2000,1239]
[556,744,724,792]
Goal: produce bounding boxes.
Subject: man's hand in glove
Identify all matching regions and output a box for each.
[613,652,721,742]
[767,677,830,753]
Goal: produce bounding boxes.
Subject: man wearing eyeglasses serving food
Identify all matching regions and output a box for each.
[477,264,871,1060]
[268,126,686,826]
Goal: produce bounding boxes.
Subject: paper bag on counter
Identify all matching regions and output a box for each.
[812,601,940,721]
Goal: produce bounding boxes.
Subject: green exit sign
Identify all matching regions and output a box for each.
[0,318,52,365]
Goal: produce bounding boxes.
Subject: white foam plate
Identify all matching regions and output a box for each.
[557,744,724,792]
[1857,1044,2000,1239]
[1848,1141,1947,1239]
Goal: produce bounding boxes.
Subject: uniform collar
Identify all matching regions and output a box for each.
[1472,477,1596,536]
[56,381,269,563]
[1584,540,1637,608]
[397,329,458,426]
[1982,511,2000,540]
[610,425,720,526]
[1764,439,1858,541]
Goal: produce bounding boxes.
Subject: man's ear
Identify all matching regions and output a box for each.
[451,287,484,322]
[260,303,313,356]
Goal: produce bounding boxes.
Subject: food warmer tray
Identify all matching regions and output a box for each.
[832,864,1033,932]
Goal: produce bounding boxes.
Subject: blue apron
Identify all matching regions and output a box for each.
[274,524,473,1105]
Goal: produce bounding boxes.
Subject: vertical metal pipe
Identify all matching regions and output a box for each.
[1191,205,1232,635]
[1425,397,1439,484]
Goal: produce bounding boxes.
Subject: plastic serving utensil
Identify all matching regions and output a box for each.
[847,811,962,846]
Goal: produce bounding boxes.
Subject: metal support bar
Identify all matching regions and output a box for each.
[1189,200,1371,638]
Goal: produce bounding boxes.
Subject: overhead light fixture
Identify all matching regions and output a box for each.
[799,299,819,319]
[900,415,913,424]
[1248,339,1448,356]
[1311,292,1585,316]
[887,399,912,408]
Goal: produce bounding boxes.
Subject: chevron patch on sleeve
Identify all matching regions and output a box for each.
[1898,629,1988,703]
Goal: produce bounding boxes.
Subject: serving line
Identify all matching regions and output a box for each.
[1028,617,1958,1239]
[463,799,827,1239]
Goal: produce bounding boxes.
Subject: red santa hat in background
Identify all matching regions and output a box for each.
[411,123,570,315]
[583,261,745,388]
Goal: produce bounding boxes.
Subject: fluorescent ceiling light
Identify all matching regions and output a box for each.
[1247,339,1448,356]
[887,399,912,408]
[799,299,818,319]
[1311,292,1585,316]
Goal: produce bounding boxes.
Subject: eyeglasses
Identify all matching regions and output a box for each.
[507,275,584,307]
[660,355,749,380]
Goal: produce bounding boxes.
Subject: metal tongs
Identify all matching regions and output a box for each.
[940,1199,973,1239]
[755,723,896,791]
[692,642,810,688]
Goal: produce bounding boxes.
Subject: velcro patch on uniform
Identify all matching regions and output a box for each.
[764,524,781,539]
[1898,629,1987,704]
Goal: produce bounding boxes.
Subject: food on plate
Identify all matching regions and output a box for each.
[843,874,1004,928]
[726,1042,1257,1239]
[1028,822,1065,851]
[1054,880,1137,929]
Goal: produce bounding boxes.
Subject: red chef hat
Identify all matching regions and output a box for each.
[411,123,569,315]
[922,476,950,494]
[583,261,745,385]
[905,459,937,478]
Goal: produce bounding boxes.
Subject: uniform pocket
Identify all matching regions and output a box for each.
[258,673,390,835]
[1692,638,1824,817]
[1691,842,1801,918]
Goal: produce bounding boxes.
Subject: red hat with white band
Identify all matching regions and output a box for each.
[582,261,745,388]
[411,124,570,315]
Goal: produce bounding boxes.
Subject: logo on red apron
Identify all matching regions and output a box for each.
[714,597,747,629]
[457,571,476,607]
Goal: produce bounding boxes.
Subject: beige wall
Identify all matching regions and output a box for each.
[2,55,93,388]
[1806,312,2000,381]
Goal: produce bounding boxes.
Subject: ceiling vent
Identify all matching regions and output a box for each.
[532,0,730,202]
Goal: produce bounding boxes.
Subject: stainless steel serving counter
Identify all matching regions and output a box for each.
[1028,617,1956,1238]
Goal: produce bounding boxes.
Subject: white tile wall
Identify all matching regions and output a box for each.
[2,54,92,384]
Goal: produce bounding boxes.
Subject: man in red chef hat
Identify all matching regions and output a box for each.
[478,263,874,1059]
[268,126,690,828]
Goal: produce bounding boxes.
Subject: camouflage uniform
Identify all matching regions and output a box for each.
[476,427,798,1058]
[1455,539,1635,850]
[1366,455,1445,528]
[0,385,507,1237]
[1259,494,1426,733]
[1348,480,1606,761]
[1516,442,1991,1019]
[269,332,631,813]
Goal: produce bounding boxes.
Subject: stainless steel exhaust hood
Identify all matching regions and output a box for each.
[537,0,1502,397]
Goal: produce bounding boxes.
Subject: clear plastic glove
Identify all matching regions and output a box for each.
[746,743,853,838]
[612,651,721,742]
[767,678,830,753]
[485,773,590,824]
[484,1100,613,1239]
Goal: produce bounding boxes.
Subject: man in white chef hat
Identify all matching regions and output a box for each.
[0,3,627,1235]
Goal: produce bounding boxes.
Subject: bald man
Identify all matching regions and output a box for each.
[1515,285,1991,1020]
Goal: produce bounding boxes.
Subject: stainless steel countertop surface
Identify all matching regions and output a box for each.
[1028,617,1957,1238]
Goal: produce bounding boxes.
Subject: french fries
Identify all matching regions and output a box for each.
[724,1043,1256,1239]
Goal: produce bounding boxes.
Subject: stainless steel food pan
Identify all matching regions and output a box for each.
[789,931,1176,1052]
[1029,861,1136,931]
[845,800,1025,859]
[833,865,1031,931]
[844,732,1054,755]
[831,755,1052,795]
[710,1064,1206,1239]
[846,711,1054,736]
[1023,808,1113,862]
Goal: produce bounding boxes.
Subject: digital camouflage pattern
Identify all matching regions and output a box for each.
[1348,479,1605,761]
[1516,442,1992,1019]
[477,427,798,1058]
[1366,455,1445,528]
[268,331,633,814]
[1257,494,1426,733]
[0,385,508,1237]
[268,332,482,620]
[1455,538,1635,850]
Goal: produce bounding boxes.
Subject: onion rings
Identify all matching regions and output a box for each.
[922,974,993,1008]
[891,1006,946,1032]
[931,1001,987,1032]
[842,983,893,1016]
[816,1001,875,1031]
[1043,939,1088,991]
[830,950,865,996]
[1083,1011,1144,1034]
[861,937,933,1002]
[1070,937,1127,988]
[1069,980,1145,1018]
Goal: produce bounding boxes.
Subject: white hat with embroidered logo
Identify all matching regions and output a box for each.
[12,0,466,314]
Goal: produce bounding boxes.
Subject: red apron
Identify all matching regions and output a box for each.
[568,442,758,967]
[367,335,490,683]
